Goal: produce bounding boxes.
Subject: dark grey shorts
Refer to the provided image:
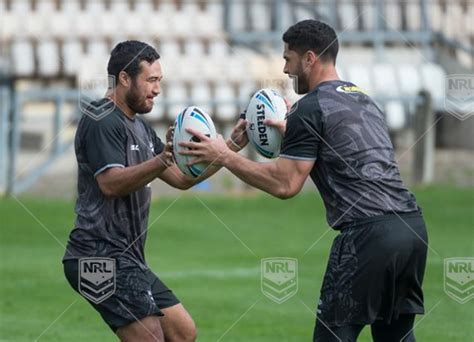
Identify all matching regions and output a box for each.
[63,258,180,332]
[317,211,427,327]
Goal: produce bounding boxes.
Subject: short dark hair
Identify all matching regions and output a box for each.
[107,40,160,82]
[282,20,338,64]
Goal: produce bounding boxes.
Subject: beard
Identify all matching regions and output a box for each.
[292,62,310,95]
[296,73,310,94]
[125,81,153,114]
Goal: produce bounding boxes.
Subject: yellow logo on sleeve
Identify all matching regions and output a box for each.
[336,85,366,94]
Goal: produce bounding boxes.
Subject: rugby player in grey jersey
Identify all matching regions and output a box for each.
[180,20,428,342]
[63,40,247,342]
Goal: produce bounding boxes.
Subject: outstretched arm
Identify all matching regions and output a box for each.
[224,151,314,199]
[179,131,314,199]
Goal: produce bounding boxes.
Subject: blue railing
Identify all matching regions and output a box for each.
[4,90,79,195]
[0,87,10,193]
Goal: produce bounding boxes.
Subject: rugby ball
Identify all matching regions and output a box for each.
[173,106,217,178]
[246,89,287,158]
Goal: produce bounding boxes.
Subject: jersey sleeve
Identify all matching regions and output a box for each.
[280,100,322,161]
[84,119,126,176]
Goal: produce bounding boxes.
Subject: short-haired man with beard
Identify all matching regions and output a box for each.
[63,40,247,342]
[180,20,428,342]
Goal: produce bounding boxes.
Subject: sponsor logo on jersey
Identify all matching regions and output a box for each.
[336,85,365,94]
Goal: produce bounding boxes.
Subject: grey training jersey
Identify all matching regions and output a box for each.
[280,80,418,228]
[63,99,164,268]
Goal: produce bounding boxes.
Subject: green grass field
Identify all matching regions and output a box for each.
[1,186,473,341]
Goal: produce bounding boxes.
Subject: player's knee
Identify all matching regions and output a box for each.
[188,323,197,342]
[161,306,197,342]
[176,320,197,342]
[117,316,164,342]
[119,327,164,342]
[139,328,164,342]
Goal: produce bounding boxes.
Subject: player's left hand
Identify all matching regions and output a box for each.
[178,129,230,166]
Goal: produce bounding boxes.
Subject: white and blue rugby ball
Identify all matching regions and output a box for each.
[246,88,287,158]
[173,106,217,178]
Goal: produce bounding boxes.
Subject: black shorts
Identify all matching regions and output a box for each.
[316,211,427,327]
[63,258,180,332]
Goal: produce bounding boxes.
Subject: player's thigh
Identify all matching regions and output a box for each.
[147,270,195,341]
[159,303,197,342]
[116,315,164,342]
[64,259,164,332]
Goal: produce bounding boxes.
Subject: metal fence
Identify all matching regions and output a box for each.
[3,89,79,195]
[0,87,10,193]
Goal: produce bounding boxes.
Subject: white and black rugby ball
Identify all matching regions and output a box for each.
[173,106,217,177]
[246,88,287,158]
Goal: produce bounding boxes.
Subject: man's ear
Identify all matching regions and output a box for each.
[305,50,318,66]
[118,70,130,87]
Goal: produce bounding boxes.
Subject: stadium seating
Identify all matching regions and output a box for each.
[214,81,238,120]
[398,64,422,96]
[62,40,82,75]
[238,81,258,107]
[420,63,446,106]
[165,81,188,119]
[0,0,470,131]
[37,40,60,76]
[190,82,213,114]
[338,2,358,31]
[373,64,400,97]
[347,64,374,95]
[11,40,35,76]
[148,97,165,121]
[385,101,406,131]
